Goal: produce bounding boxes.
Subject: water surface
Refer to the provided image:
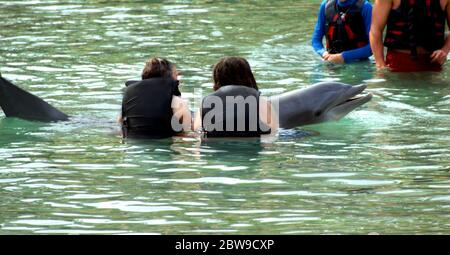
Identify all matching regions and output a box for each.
[0,0,449,234]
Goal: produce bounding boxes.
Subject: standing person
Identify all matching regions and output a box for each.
[312,0,373,64]
[370,0,450,72]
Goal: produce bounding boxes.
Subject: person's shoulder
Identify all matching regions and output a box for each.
[362,0,373,8]
[319,0,328,13]
[171,96,184,110]
[361,0,373,12]
[172,95,183,102]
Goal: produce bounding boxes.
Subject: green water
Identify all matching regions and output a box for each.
[0,0,449,234]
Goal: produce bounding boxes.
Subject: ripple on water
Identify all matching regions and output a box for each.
[0,178,29,183]
[264,191,348,197]
[296,155,347,159]
[155,168,198,173]
[64,194,122,200]
[216,210,273,214]
[293,172,356,178]
[84,201,183,213]
[255,217,320,223]
[26,66,68,72]
[430,195,450,202]
[363,78,386,83]
[34,230,130,234]
[182,230,238,234]
[44,202,82,209]
[1,74,42,81]
[386,165,444,172]
[77,218,190,225]
[328,179,400,186]
[202,165,249,171]
[163,177,284,185]
[11,219,72,226]
[163,5,209,15]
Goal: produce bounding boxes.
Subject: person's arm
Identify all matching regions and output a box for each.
[260,97,279,143]
[193,109,202,131]
[370,0,392,68]
[430,0,450,65]
[340,2,373,62]
[340,45,372,62]
[171,96,192,133]
[312,2,328,58]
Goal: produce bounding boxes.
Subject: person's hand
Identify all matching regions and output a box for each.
[430,49,448,65]
[322,51,331,60]
[374,60,388,70]
[327,54,345,64]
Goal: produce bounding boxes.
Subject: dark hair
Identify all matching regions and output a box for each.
[213,57,258,90]
[142,57,175,80]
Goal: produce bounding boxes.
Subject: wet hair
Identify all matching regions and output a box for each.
[213,57,258,91]
[142,57,175,80]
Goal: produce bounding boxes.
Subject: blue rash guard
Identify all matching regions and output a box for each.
[311,0,373,63]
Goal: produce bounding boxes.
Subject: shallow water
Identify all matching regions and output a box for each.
[0,0,449,234]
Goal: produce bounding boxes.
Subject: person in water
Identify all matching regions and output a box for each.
[120,57,190,138]
[312,0,373,64]
[370,0,450,72]
[193,57,277,138]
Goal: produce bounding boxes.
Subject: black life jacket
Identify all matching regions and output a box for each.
[201,85,271,138]
[384,0,446,55]
[121,77,181,139]
[325,0,369,54]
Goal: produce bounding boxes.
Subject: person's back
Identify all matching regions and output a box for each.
[121,58,190,139]
[196,57,274,138]
[122,77,178,138]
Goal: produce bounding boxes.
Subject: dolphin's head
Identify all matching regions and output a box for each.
[317,82,372,122]
[276,82,372,129]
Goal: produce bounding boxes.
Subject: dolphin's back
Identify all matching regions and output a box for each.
[0,76,69,122]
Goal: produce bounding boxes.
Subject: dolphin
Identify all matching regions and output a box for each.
[0,76,69,122]
[272,82,372,129]
[0,76,371,129]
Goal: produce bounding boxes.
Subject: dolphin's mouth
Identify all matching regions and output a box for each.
[336,93,370,106]
[330,84,372,117]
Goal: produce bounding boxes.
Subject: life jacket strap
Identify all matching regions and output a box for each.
[122,117,129,138]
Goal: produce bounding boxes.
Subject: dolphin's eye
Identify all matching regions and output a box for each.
[315,111,322,117]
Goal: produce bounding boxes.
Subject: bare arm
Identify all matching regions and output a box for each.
[370,0,392,68]
[430,0,450,64]
[444,2,450,54]
[260,97,279,137]
[193,109,202,131]
[171,96,192,133]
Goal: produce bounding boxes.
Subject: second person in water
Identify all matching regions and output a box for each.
[312,0,373,64]
[194,57,276,138]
